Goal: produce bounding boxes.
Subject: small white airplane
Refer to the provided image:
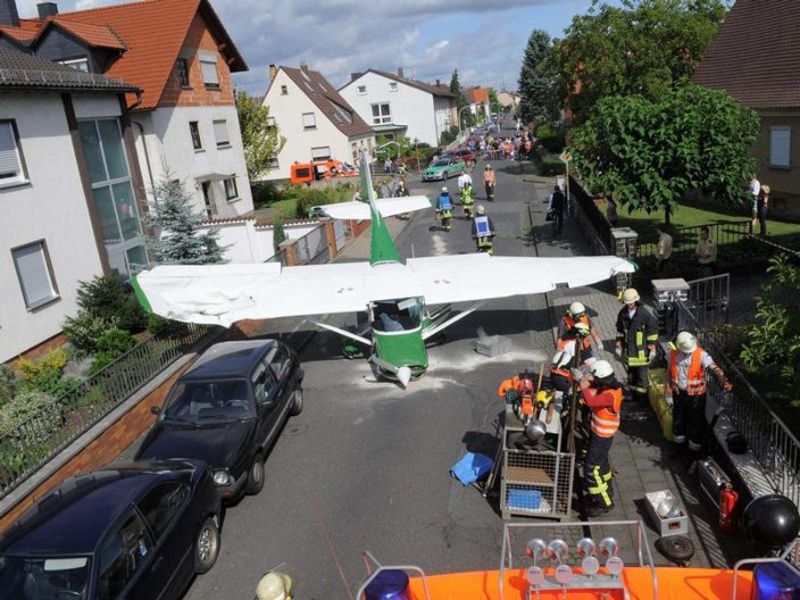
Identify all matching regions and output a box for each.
[133,151,635,387]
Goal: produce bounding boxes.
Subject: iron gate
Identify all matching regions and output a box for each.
[685,273,730,332]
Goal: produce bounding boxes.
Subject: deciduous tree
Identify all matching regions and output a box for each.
[570,84,759,224]
[555,0,727,122]
[236,89,285,181]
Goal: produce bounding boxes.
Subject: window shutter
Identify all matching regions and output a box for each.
[201,60,219,85]
[0,122,20,177]
[14,243,55,308]
[214,120,229,145]
[770,127,791,167]
[302,113,316,128]
[311,146,331,160]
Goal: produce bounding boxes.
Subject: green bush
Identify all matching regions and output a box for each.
[63,312,119,353]
[251,180,282,208]
[440,130,457,145]
[0,390,61,444]
[0,365,17,407]
[75,275,147,333]
[293,183,355,218]
[89,329,136,375]
[16,348,79,398]
[535,122,557,138]
[147,313,190,339]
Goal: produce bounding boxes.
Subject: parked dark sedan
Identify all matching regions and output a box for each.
[0,459,221,600]
[136,339,304,501]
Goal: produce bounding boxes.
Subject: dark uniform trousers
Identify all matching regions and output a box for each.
[626,364,650,404]
[673,390,707,456]
[584,434,614,508]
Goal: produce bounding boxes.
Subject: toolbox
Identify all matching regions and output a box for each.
[644,490,689,537]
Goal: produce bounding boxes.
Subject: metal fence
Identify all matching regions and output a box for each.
[685,273,730,332]
[0,324,210,500]
[669,301,800,507]
[568,177,612,252]
[637,220,751,261]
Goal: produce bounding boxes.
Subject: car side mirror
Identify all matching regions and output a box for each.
[150,406,161,415]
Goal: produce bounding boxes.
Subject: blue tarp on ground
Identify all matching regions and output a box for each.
[450,452,494,485]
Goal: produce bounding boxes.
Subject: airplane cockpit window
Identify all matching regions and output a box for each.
[372,298,422,332]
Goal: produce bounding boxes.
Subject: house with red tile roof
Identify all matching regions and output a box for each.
[263,64,375,181]
[0,0,253,226]
[339,68,458,147]
[693,0,800,214]
[467,87,491,121]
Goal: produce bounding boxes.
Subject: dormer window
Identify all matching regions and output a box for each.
[59,57,89,72]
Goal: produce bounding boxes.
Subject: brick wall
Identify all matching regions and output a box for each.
[159,13,234,108]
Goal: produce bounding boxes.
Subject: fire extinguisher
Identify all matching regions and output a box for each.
[719,483,739,534]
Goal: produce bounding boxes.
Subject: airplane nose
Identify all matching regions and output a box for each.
[397,366,412,388]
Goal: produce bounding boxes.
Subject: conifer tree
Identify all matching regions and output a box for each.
[148,176,224,264]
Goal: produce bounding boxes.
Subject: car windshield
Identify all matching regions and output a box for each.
[0,555,91,600]
[431,160,448,167]
[162,380,255,424]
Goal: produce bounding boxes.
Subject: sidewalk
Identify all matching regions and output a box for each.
[521,174,746,569]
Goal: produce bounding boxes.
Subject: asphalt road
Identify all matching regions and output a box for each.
[184,128,558,600]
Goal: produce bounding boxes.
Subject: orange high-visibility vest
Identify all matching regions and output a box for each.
[563,314,592,350]
[483,171,495,184]
[669,348,706,396]
[590,387,623,438]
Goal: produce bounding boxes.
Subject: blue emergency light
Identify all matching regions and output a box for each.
[752,562,800,599]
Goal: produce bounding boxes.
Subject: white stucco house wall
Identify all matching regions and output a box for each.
[0,48,142,362]
[263,64,375,181]
[339,69,458,147]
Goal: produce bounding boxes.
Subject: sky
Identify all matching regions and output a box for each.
[16,0,624,95]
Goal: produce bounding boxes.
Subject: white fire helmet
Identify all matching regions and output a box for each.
[590,360,614,380]
[568,302,586,317]
[622,288,640,304]
[676,331,698,353]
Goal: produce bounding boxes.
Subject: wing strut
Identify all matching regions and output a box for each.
[422,302,486,341]
[309,320,373,347]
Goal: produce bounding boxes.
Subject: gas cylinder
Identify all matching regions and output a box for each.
[719,483,739,534]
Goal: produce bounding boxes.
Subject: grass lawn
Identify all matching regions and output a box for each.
[596,198,800,237]
[269,198,299,219]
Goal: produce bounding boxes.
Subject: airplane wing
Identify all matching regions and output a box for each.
[133,255,634,328]
[320,196,431,220]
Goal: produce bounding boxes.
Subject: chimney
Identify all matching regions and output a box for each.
[300,62,308,72]
[397,67,404,78]
[435,79,441,86]
[268,64,277,81]
[0,0,19,27]
[37,2,58,19]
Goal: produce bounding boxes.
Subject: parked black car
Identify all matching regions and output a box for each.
[0,459,221,600]
[136,339,304,501]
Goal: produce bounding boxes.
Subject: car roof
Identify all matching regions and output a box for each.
[0,461,196,556]
[181,339,277,381]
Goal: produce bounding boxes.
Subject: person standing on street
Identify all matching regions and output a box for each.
[548,184,566,235]
[695,226,717,277]
[757,185,770,236]
[655,224,673,272]
[483,164,496,201]
[665,331,732,472]
[615,288,659,405]
[749,174,761,233]
[578,360,624,516]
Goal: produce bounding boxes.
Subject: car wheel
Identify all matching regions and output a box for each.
[245,454,265,495]
[194,516,220,574]
[289,387,304,416]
